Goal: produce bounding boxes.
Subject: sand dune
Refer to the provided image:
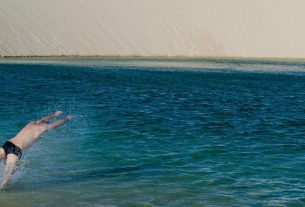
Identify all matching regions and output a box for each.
[0,0,305,58]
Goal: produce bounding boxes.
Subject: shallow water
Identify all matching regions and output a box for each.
[0,58,305,206]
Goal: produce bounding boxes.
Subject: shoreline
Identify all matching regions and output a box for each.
[1,55,305,62]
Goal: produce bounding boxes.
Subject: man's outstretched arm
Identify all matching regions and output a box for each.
[10,111,73,150]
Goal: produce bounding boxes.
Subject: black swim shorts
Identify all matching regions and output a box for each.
[2,141,22,159]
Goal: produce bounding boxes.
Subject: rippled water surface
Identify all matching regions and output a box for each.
[0,58,305,207]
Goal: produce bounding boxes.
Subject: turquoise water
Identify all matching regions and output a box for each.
[0,58,305,206]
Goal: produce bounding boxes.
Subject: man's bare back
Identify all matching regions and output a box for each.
[0,111,72,189]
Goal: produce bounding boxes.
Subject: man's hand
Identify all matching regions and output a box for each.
[30,111,73,137]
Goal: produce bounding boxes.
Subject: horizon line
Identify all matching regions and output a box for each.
[1,55,305,63]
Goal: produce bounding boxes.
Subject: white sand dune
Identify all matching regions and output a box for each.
[0,0,305,58]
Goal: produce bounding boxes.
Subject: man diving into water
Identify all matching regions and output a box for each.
[0,111,72,188]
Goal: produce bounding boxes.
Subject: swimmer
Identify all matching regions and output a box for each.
[0,111,72,189]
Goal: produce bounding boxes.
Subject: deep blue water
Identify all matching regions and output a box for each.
[0,58,305,207]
